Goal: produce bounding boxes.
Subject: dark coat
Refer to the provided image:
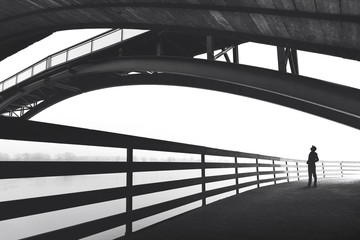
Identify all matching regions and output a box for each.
[307,151,319,165]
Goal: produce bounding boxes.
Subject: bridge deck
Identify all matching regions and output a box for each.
[121,178,360,240]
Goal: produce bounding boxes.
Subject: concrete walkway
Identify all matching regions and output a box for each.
[121,178,360,240]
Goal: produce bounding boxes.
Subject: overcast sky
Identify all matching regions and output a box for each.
[1,29,360,162]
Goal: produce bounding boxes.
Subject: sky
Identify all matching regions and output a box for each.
[1,29,360,162]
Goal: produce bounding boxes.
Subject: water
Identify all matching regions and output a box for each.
[0,150,269,239]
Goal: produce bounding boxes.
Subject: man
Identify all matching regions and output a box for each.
[307,145,319,187]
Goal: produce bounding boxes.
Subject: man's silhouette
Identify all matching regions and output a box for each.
[307,145,319,187]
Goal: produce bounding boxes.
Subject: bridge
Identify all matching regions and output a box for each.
[1,1,360,239]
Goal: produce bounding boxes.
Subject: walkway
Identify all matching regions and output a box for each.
[121,178,360,240]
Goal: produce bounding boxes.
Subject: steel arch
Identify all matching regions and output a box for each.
[21,56,360,130]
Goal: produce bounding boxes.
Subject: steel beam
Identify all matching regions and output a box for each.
[5,56,360,131]
[277,47,287,73]
[277,47,299,75]
[69,57,360,130]
[233,45,239,64]
[206,36,214,61]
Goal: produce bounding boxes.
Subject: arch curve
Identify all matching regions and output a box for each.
[22,57,360,130]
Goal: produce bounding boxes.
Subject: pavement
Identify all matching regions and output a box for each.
[120,178,360,240]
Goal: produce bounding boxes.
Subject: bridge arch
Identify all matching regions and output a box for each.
[18,56,360,130]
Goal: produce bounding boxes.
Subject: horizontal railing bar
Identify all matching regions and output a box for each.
[0,160,313,180]
[280,169,306,174]
[13,167,350,239]
[258,170,285,175]
[132,172,260,196]
[130,181,261,224]
[257,163,284,168]
[132,162,203,171]
[0,187,128,221]
[341,166,360,168]
[341,172,360,175]
[0,171,264,221]
[298,175,308,178]
[0,161,128,179]
[331,161,360,164]
[0,118,276,159]
[32,183,240,240]
[24,211,129,240]
[262,177,288,184]
[14,179,272,239]
[321,169,345,172]
[131,162,284,172]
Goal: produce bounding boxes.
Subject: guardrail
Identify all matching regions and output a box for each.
[0,29,147,92]
[0,119,359,239]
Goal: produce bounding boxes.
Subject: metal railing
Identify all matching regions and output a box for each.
[0,120,359,239]
[0,29,148,92]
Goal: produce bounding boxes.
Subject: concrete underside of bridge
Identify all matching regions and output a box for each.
[2,1,360,131]
[121,178,360,240]
[1,0,360,61]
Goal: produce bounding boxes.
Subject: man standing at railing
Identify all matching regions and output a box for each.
[307,145,319,187]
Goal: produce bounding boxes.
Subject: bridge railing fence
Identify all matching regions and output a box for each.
[0,29,147,92]
[0,125,358,239]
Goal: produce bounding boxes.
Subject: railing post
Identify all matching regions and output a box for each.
[285,160,289,182]
[126,148,133,235]
[256,158,260,188]
[322,162,325,178]
[296,162,300,181]
[235,156,239,194]
[272,159,276,185]
[90,39,94,53]
[46,57,52,69]
[201,154,206,206]
[340,162,343,177]
[31,66,34,78]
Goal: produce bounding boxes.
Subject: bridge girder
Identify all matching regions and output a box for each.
[11,56,360,130]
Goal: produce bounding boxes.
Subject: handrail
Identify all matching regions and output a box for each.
[0,119,359,239]
[0,28,148,92]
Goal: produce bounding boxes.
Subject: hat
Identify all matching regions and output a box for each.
[311,145,317,151]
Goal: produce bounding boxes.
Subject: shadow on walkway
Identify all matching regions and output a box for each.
[121,178,360,240]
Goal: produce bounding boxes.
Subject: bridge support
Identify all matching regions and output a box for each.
[233,45,239,64]
[277,47,299,75]
[206,36,214,61]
